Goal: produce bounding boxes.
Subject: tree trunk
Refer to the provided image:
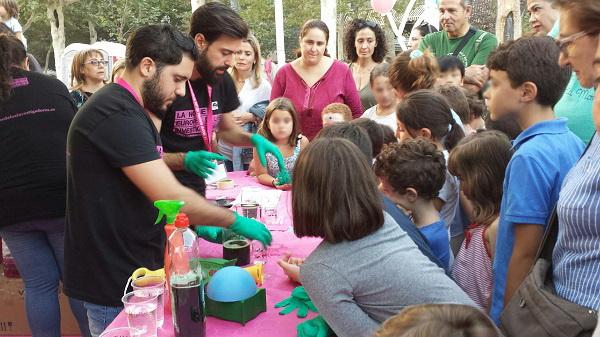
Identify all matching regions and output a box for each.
[88,20,97,44]
[191,0,205,12]
[44,44,53,73]
[496,0,522,43]
[274,0,285,65]
[230,0,239,12]
[320,0,337,58]
[47,0,65,79]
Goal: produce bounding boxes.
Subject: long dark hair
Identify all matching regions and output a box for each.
[343,19,387,63]
[448,131,513,226]
[397,90,465,150]
[0,33,26,104]
[293,138,384,243]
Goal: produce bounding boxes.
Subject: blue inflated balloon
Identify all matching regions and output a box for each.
[206,266,257,302]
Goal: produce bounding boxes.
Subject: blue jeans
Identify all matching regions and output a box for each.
[0,217,91,337]
[83,302,122,337]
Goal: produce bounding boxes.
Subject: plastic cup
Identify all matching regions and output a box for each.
[131,276,165,328]
[99,327,143,337]
[121,292,158,337]
[262,204,278,226]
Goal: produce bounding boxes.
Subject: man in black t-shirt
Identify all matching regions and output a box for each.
[162,3,286,198]
[64,25,273,336]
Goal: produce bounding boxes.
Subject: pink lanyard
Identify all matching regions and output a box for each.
[116,78,143,106]
[188,81,213,151]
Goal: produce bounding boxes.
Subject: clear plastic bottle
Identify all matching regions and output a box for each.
[168,213,205,337]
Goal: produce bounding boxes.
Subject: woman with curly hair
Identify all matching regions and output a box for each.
[344,19,388,111]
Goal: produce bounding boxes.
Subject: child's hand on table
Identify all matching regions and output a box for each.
[277,253,305,283]
[275,183,292,191]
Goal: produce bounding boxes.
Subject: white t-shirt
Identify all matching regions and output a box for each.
[218,78,272,160]
[4,17,22,32]
[439,150,460,229]
[234,78,272,116]
[3,17,26,48]
[361,105,397,133]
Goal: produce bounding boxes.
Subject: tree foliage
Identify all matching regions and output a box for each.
[19,0,526,71]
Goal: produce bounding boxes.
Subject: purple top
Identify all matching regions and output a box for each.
[270,60,362,139]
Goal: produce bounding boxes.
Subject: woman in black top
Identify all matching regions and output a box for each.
[0,34,90,337]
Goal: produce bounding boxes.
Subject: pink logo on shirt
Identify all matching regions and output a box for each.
[173,108,220,138]
[10,77,29,88]
[173,109,204,137]
[156,145,163,158]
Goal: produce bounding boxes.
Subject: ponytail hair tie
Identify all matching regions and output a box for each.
[410,50,424,59]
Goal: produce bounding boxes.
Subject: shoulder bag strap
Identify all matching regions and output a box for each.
[536,132,596,262]
[452,27,478,57]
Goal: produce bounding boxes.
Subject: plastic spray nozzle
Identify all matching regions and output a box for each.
[174,213,190,228]
[154,200,185,225]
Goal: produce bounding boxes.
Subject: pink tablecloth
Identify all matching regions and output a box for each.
[106,172,322,337]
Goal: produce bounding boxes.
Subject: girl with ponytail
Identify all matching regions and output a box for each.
[396,89,465,233]
[0,33,26,104]
[389,49,439,98]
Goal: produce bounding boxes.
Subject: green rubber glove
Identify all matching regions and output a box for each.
[194,226,224,244]
[297,315,333,337]
[250,134,290,181]
[275,169,291,186]
[274,286,318,318]
[183,151,226,178]
[229,212,272,247]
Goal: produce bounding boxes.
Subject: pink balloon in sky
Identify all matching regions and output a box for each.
[370,0,396,14]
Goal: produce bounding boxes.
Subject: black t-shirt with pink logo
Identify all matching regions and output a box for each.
[64,83,164,306]
[161,73,240,196]
[0,68,76,228]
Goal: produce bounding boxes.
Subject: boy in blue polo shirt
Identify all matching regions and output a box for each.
[485,36,584,323]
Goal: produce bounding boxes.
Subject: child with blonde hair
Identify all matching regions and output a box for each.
[321,102,352,127]
[373,304,501,337]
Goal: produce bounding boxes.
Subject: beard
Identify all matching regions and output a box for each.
[196,47,229,85]
[142,70,169,120]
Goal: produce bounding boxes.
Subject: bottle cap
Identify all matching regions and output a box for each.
[174,213,189,228]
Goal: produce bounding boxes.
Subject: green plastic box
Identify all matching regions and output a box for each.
[205,288,267,325]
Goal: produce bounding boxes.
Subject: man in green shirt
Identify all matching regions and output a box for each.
[419,0,498,91]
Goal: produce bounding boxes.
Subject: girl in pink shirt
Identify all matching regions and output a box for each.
[271,20,362,139]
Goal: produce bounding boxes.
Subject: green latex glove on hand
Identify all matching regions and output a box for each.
[275,169,291,186]
[250,134,290,182]
[229,213,272,247]
[297,315,333,337]
[275,286,318,318]
[194,226,224,244]
[183,151,226,178]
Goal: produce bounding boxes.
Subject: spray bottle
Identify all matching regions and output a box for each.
[169,213,205,337]
[154,200,185,315]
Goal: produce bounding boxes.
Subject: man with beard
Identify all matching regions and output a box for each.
[161,2,285,198]
[64,24,272,336]
[419,0,498,92]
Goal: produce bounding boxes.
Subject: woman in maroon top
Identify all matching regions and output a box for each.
[270,19,362,139]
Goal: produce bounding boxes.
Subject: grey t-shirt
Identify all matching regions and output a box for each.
[300,213,475,337]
